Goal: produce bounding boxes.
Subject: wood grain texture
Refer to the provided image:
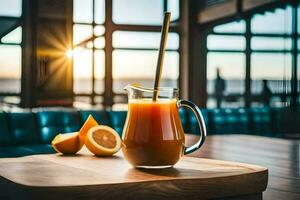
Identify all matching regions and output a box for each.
[0,146,267,200]
[185,134,300,200]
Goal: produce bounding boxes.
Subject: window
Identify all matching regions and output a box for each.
[112,0,180,108]
[250,6,293,107]
[73,0,105,105]
[251,53,292,94]
[112,0,179,25]
[73,47,93,94]
[112,0,163,25]
[213,20,246,33]
[0,45,22,93]
[73,0,181,107]
[206,5,297,108]
[251,37,292,50]
[112,31,179,93]
[251,7,292,34]
[207,53,246,94]
[0,0,22,17]
[207,35,246,50]
[0,0,22,98]
[206,20,246,108]
[1,26,22,44]
[207,52,245,108]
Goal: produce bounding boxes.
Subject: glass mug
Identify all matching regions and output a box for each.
[122,85,206,168]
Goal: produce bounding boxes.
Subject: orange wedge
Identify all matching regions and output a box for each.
[85,125,121,156]
[51,115,98,154]
[52,132,80,154]
[78,115,99,147]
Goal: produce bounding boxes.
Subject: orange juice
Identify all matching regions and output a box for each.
[122,99,185,167]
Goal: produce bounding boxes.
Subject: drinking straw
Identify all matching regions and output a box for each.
[152,12,171,101]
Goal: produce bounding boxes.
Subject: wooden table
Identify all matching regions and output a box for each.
[0,137,268,200]
[186,134,300,200]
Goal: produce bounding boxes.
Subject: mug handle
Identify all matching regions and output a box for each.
[177,100,207,155]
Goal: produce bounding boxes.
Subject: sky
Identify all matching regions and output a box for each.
[0,0,297,82]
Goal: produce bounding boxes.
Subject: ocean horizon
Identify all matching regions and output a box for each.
[0,78,295,95]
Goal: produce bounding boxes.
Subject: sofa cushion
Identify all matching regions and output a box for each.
[9,112,40,145]
[210,109,227,134]
[109,111,127,136]
[36,111,82,143]
[80,110,111,126]
[209,108,250,134]
[234,108,250,134]
[0,112,12,146]
[0,145,56,158]
[249,107,271,136]
[0,146,34,158]
[22,144,56,155]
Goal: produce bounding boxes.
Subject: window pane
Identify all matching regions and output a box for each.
[113,0,163,25]
[1,26,22,44]
[113,50,179,93]
[207,52,245,94]
[94,0,105,24]
[73,0,93,23]
[94,96,104,105]
[251,53,292,94]
[207,53,245,108]
[207,35,245,50]
[94,50,105,94]
[74,96,92,105]
[0,45,21,93]
[213,20,246,33]
[112,102,128,111]
[94,25,105,36]
[94,37,105,49]
[73,24,93,46]
[0,0,22,17]
[73,47,93,94]
[167,0,180,21]
[251,37,292,50]
[251,6,292,34]
[113,31,179,50]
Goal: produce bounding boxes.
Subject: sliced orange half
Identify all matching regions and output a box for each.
[85,125,121,156]
[51,115,99,154]
[52,132,80,154]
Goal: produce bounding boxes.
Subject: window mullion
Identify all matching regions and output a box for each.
[245,17,251,107]
[104,0,113,106]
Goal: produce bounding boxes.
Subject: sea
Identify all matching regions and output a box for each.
[0,78,294,95]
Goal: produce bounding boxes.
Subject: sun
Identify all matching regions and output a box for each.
[66,49,73,59]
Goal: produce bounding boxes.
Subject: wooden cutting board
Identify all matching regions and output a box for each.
[0,147,268,200]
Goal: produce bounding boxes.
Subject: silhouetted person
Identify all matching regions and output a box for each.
[262,79,272,106]
[214,68,226,108]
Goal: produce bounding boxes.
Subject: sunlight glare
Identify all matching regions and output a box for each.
[66,49,73,59]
